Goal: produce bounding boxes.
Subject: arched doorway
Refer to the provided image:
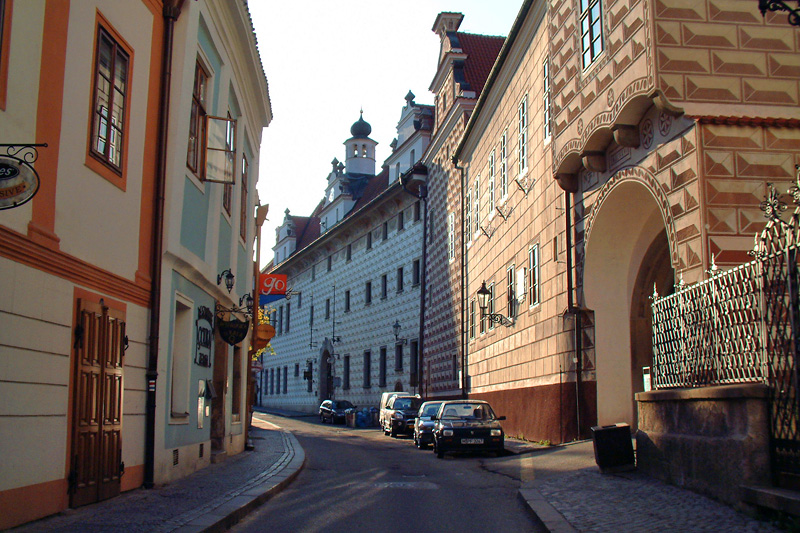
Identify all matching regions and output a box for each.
[583,179,674,429]
[318,339,335,402]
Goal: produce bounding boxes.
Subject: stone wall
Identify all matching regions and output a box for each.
[636,384,770,507]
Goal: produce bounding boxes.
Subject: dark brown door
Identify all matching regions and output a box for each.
[71,299,125,507]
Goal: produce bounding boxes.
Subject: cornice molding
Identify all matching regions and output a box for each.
[0,226,151,308]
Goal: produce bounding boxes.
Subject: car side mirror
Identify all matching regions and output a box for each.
[497,415,506,421]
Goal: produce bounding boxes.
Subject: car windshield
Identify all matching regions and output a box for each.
[334,401,353,409]
[393,397,422,410]
[420,403,442,417]
[440,403,496,420]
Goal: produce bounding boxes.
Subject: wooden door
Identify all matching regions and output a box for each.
[70,300,125,507]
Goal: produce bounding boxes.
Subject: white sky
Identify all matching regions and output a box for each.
[248,1,522,267]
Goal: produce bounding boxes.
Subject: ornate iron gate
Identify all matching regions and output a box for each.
[651,173,800,487]
[754,180,800,487]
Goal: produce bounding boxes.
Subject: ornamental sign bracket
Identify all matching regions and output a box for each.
[0,144,47,210]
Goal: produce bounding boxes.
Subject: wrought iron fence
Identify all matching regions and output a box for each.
[651,172,800,485]
[651,261,765,389]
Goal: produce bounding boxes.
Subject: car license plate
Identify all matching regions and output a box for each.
[461,438,483,445]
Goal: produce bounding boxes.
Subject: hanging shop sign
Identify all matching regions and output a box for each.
[259,273,287,306]
[0,144,46,210]
[253,323,276,351]
[218,317,249,346]
[195,306,213,367]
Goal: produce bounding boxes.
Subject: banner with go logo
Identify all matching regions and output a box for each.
[259,274,287,306]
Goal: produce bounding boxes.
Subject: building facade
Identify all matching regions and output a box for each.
[422,13,505,400]
[455,0,800,443]
[154,0,270,482]
[261,102,430,412]
[0,0,270,528]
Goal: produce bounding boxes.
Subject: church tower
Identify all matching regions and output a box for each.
[344,111,377,176]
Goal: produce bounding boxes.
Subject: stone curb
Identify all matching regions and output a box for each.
[168,427,305,533]
[518,487,577,533]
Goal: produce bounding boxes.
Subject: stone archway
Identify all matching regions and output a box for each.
[318,339,335,402]
[583,178,674,429]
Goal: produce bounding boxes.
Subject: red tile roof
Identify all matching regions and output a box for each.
[290,215,320,252]
[350,167,390,213]
[274,167,393,268]
[456,32,506,96]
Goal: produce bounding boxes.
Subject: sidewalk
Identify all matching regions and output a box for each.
[511,439,780,532]
[12,417,305,533]
[12,410,780,533]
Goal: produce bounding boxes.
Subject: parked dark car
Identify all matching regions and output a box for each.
[432,400,506,458]
[319,399,355,424]
[414,401,443,449]
[382,395,423,437]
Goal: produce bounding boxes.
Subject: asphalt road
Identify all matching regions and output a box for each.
[233,412,545,533]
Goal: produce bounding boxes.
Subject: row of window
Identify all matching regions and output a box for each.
[310,201,422,280]
[342,341,419,390]
[262,366,288,395]
[261,340,419,397]
[85,20,252,241]
[188,60,250,240]
[469,244,540,339]
[270,259,422,336]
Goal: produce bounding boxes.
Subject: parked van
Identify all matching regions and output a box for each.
[378,391,417,435]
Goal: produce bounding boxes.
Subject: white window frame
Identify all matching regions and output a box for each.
[500,130,508,201]
[580,0,605,69]
[447,212,455,263]
[170,292,194,423]
[529,244,540,308]
[465,187,472,245]
[506,264,515,318]
[473,177,480,236]
[518,94,528,174]
[488,151,496,215]
[543,59,551,140]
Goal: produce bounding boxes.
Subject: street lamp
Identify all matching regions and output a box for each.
[239,293,254,308]
[217,268,235,293]
[392,319,408,345]
[477,281,512,326]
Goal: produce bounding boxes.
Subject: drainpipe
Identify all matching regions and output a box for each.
[564,191,582,440]
[145,0,184,489]
[452,156,468,399]
[399,164,428,397]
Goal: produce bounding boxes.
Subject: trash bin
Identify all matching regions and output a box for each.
[370,407,379,427]
[591,423,635,474]
[345,409,356,428]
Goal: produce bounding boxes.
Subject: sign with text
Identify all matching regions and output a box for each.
[259,273,287,306]
[0,155,40,210]
[218,317,249,346]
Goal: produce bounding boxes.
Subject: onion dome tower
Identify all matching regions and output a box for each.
[344,110,377,176]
